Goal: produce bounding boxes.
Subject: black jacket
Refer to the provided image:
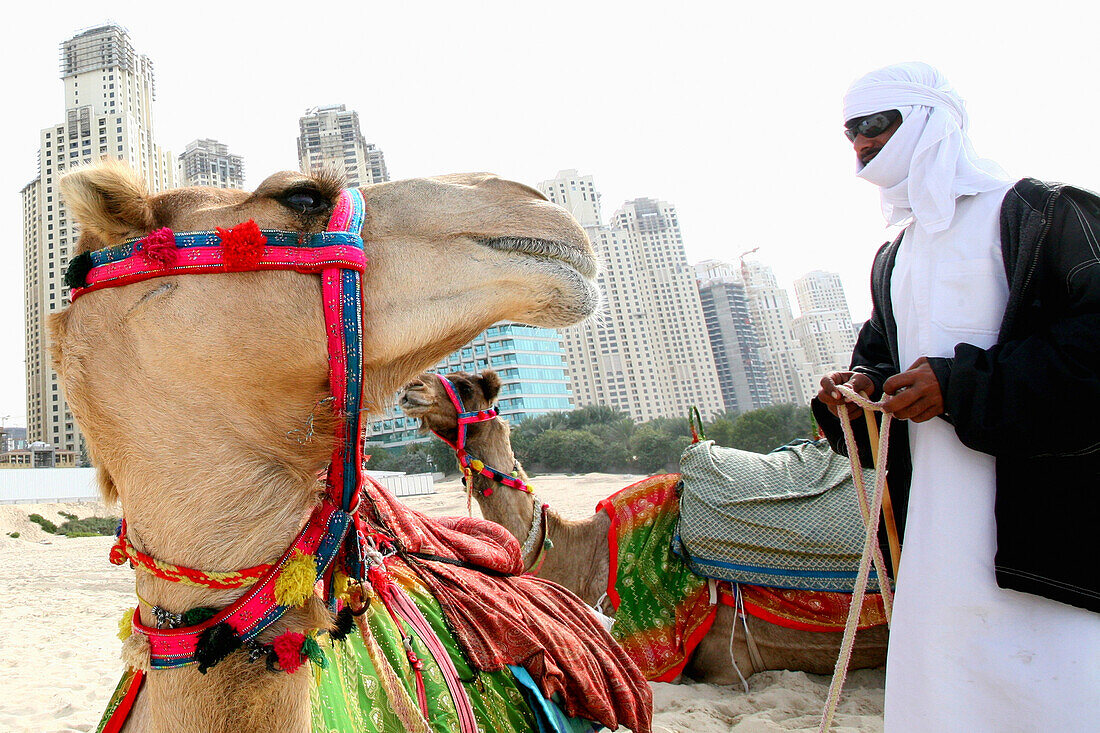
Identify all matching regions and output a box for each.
[812,178,1100,612]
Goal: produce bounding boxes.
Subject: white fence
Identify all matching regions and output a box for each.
[0,468,99,504]
[367,471,436,498]
[0,468,434,504]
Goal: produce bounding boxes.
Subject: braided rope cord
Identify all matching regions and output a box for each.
[110,533,275,590]
[818,384,895,732]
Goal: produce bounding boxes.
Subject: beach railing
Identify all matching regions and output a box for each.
[0,468,435,504]
[0,467,99,504]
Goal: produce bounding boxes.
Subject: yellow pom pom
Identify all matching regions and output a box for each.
[274,550,318,607]
[333,569,354,601]
[118,607,135,641]
[470,460,485,472]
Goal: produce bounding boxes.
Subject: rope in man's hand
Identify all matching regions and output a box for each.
[819,384,897,732]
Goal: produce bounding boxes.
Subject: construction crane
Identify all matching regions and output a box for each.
[738,247,760,283]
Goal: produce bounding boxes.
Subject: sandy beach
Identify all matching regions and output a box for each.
[0,474,884,732]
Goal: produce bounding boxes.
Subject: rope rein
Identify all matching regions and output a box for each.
[818,384,896,732]
[110,522,275,589]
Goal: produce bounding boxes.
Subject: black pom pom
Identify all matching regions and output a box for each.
[64,252,94,290]
[195,622,241,674]
[330,606,355,641]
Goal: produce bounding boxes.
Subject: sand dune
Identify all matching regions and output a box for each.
[0,474,884,732]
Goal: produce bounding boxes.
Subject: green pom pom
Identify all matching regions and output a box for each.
[181,607,219,626]
[302,634,327,669]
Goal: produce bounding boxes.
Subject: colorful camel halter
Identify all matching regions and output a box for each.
[429,375,552,573]
[67,191,373,670]
[431,374,532,496]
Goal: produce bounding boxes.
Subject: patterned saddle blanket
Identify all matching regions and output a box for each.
[597,474,885,682]
[675,439,882,592]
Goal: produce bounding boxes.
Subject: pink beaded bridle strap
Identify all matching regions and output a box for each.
[432,374,531,495]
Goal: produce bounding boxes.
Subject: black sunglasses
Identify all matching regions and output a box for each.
[844,110,901,142]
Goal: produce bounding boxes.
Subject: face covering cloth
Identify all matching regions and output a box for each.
[843,62,1010,232]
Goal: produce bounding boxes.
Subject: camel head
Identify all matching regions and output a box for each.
[48,162,596,565]
[398,370,502,445]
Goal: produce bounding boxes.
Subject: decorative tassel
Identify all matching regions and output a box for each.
[301,635,327,669]
[333,569,354,602]
[272,631,306,674]
[330,606,356,641]
[63,252,94,290]
[118,607,135,641]
[217,220,267,270]
[274,550,318,607]
[138,227,178,266]
[195,622,242,674]
[181,607,219,626]
[120,631,151,672]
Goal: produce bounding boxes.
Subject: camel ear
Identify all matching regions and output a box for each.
[479,371,501,403]
[60,161,156,244]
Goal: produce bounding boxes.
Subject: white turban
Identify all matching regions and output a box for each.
[843,62,1010,233]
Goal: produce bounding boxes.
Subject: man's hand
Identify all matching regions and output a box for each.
[882,357,944,422]
[818,371,875,421]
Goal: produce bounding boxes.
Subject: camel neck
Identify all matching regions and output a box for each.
[119,455,320,615]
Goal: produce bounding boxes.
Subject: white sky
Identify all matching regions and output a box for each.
[2,1,1097,428]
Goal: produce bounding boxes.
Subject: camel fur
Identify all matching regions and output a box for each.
[49,163,600,732]
[398,370,889,686]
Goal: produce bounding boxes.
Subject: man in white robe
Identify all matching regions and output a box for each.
[814,63,1100,732]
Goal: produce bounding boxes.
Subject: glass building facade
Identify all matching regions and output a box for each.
[366,323,574,448]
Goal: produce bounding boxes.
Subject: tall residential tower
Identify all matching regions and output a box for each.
[297,105,389,187]
[695,260,773,414]
[791,270,858,381]
[540,170,724,422]
[23,24,176,452]
[741,260,817,405]
[178,138,244,189]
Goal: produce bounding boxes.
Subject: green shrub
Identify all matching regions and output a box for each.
[28,513,59,534]
[57,516,118,537]
[7,532,19,538]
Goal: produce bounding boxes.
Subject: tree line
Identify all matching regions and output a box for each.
[366,403,815,476]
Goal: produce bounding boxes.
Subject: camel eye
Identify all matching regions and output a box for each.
[280,188,329,215]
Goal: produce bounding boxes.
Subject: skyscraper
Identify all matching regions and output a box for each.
[539,170,602,228]
[178,138,244,189]
[541,169,724,422]
[297,105,389,187]
[695,260,773,414]
[23,24,176,452]
[791,270,857,382]
[741,260,817,405]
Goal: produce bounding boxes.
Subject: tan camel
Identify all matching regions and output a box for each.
[398,370,889,685]
[49,162,601,732]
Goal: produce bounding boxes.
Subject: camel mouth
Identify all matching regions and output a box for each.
[477,236,598,279]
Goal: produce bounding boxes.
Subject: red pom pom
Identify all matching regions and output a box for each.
[272,631,306,674]
[217,220,267,270]
[139,228,177,267]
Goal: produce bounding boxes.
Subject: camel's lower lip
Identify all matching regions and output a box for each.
[477,236,598,279]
